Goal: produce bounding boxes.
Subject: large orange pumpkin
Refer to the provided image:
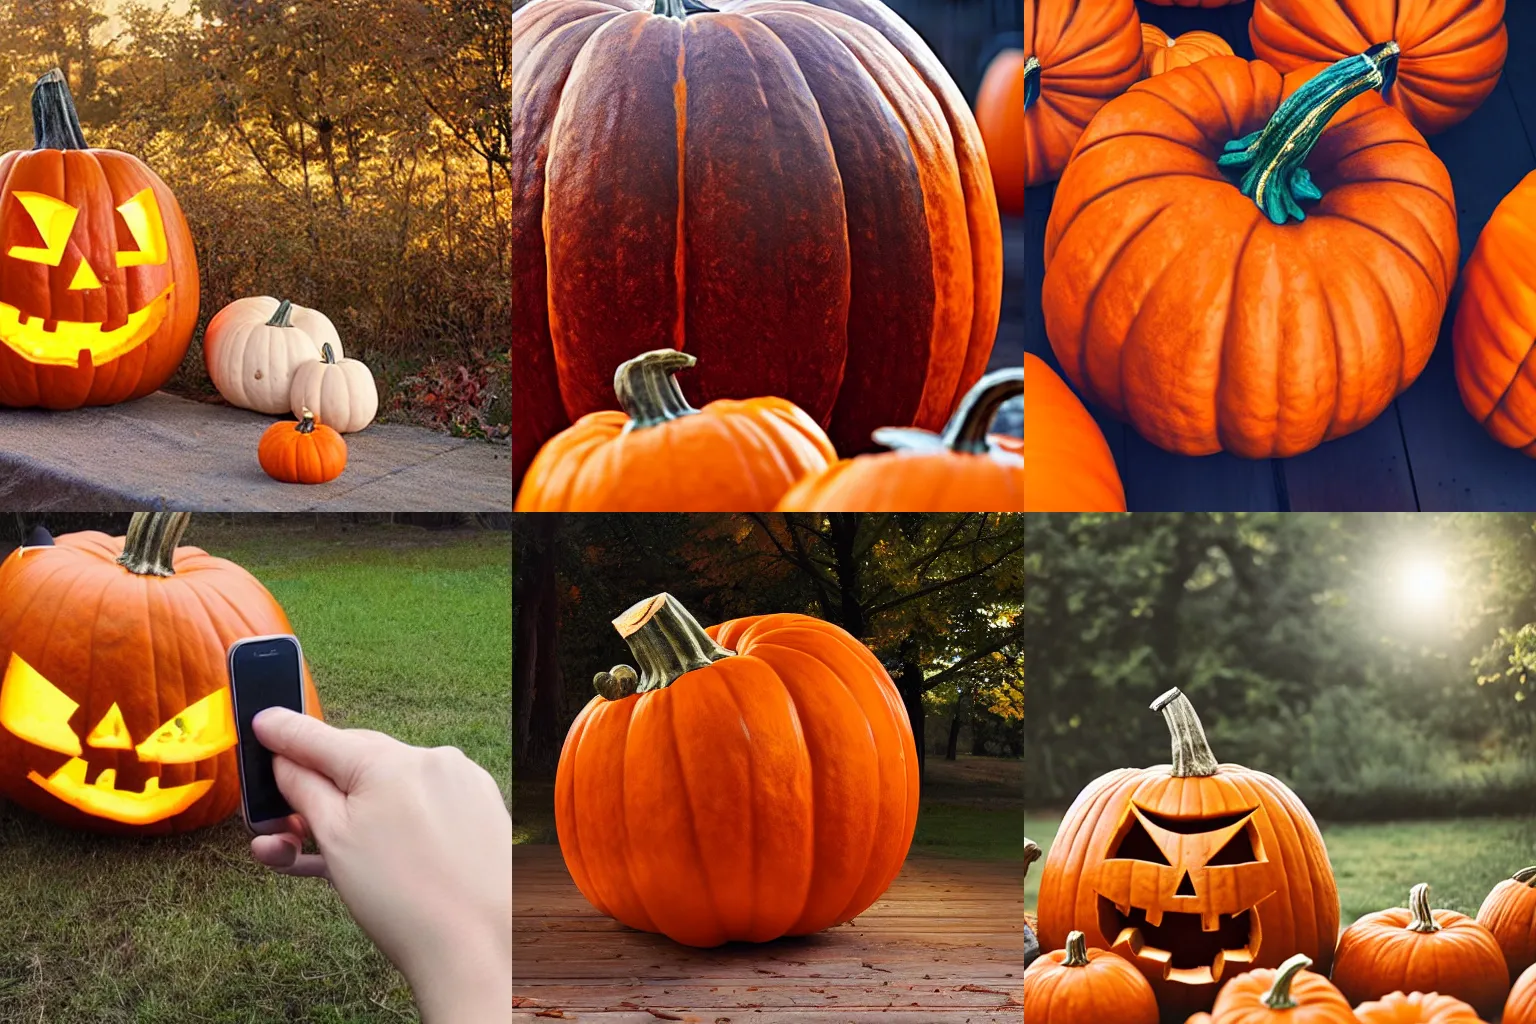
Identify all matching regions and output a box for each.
[976,49,1025,216]
[1024,352,1125,512]
[1043,50,1458,458]
[1478,866,1536,980]
[515,349,835,511]
[775,367,1021,511]
[1142,25,1233,78]
[554,593,918,947]
[1453,173,1536,456]
[1332,883,1511,1019]
[511,0,1001,486]
[1209,955,1356,1024]
[1250,0,1506,136]
[1022,930,1160,1024]
[0,69,199,409]
[1036,688,1339,1020]
[1022,0,1143,188]
[1353,991,1482,1024]
[0,513,321,834]
[1509,963,1536,1024]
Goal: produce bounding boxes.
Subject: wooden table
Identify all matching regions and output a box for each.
[513,845,1024,1022]
[1020,1,1536,510]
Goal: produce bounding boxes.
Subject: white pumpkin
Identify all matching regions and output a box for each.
[290,342,378,433]
[204,297,344,414]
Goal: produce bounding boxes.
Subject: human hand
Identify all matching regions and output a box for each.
[249,708,510,1023]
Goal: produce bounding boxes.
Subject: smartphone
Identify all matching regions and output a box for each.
[227,634,308,834]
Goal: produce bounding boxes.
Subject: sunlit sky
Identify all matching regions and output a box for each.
[103,0,191,36]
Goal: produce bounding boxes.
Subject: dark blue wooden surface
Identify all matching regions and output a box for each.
[1019,1,1536,511]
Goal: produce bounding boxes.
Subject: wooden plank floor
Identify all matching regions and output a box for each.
[1019,1,1536,510]
[513,845,1024,1023]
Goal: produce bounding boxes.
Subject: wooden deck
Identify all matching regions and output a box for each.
[513,845,1024,1022]
[1019,1,1536,510]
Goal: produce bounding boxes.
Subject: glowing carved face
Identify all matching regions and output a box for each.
[0,186,173,367]
[0,652,236,825]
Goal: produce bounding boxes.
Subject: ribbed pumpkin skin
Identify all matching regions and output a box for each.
[512,0,1001,485]
[1209,965,1355,1024]
[1478,869,1536,980]
[1037,766,1339,1020]
[1250,0,1507,135]
[1043,57,1458,458]
[1023,0,1142,188]
[258,417,347,484]
[1333,903,1510,1018]
[1353,991,1482,1024]
[976,49,1025,215]
[1144,0,1245,6]
[1141,25,1233,77]
[1021,942,1160,1024]
[1509,964,1536,1024]
[775,445,1021,511]
[1023,352,1124,512]
[0,148,199,409]
[1454,173,1536,456]
[554,612,919,947]
[0,532,320,834]
[515,399,836,512]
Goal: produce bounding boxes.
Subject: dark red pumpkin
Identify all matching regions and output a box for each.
[511,0,1002,485]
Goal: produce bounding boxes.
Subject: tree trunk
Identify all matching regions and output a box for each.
[945,687,966,761]
[895,635,926,776]
[513,515,564,775]
[827,513,865,638]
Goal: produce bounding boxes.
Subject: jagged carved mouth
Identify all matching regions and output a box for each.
[1097,894,1261,985]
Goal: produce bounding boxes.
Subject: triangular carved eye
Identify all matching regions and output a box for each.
[115,188,167,267]
[8,192,77,266]
[1207,825,1260,866]
[1112,815,1170,864]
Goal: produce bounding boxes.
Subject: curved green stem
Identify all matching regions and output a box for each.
[873,367,1022,456]
[653,0,715,17]
[1263,954,1312,1010]
[296,407,318,434]
[1024,55,1041,114]
[1407,883,1441,933]
[116,513,191,577]
[1061,931,1089,968]
[615,349,701,433]
[1217,43,1400,225]
[612,593,734,693]
[32,68,88,150]
[1152,688,1219,778]
[1514,866,1536,887]
[267,298,295,328]
[320,341,337,365]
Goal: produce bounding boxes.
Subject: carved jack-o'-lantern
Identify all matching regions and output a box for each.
[0,69,199,409]
[1037,689,1340,1021]
[0,513,320,834]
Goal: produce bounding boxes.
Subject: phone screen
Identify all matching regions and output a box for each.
[229,637,305,824]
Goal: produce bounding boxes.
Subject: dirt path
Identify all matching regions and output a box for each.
[514,846,1023,1023]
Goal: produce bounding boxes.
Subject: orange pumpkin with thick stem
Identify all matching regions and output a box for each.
[1141,24,1233,77]
[1353,991,1482,1024]
[1043,50,1457,458]
[0,513,321,834]
[516,349,835,512]
[1022,0,1142,188]
[1454,174,1536,456]
[775,368,1021,512]
[1209,955,1355,1023]
[258,408,347,485]
[1024,352,1124,512]
[554,593,918,947]
[1478,866,1536,980]
[1333,883,1510,1019]
[976,49,1025,216]
[1508,963,1536,1024]
[1037,689,1339,1021]
[512,0,1001,487]
[1250,0,1506,136]
[1022,930,1159,1024]
[0,69,199,409]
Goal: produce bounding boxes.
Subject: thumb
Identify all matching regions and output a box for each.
[270,754,347,833]
[253,707,380,794]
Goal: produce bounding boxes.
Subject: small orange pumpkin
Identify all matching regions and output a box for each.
[1141,24,1233,77]
[1210,955,1356,1024]
[1024,352,1124,511]
[976,49,1025,216]
[1022,930,1159,1024]
[1478,866,1536,981]
[1508,963,1536,1024]
[775,368,1021,511]
[1333,883,1511,1019]
[515,349,835,512]
[1353,990,1482,1024]
[258,407,347,485]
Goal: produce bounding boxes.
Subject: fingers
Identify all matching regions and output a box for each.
[253,707,387,792]
[251,834,330,878]
[270,753,348,827]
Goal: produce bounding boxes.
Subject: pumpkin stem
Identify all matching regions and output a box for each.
[1407,883,1442,933]
[615,350,701,433]
[1024,839,1042,880]
[1061,931,1090,968]
[267,299,295,329]
[320,342,337,365]
[1152,688,1219,778]
[873,367,1023,457]
[1514,866,1536,887]
[612,593,733,693]
[116,512,191,578]
[652,0,716,18]
[31,68,88,150]
[1023,55,1041,114]
[296,408,317,434]
[593,664,638,701]
[1262,954,1313,1010]
[1216,42,1400,225]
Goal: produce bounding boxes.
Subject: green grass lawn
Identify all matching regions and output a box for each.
[517,754,1021,862]
[1026,810,1536,924]
[0,521,511,1024]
